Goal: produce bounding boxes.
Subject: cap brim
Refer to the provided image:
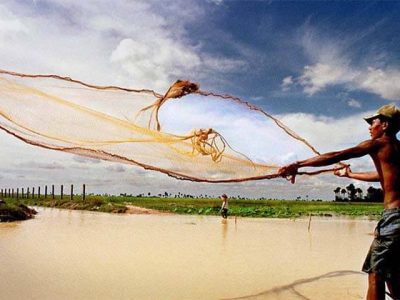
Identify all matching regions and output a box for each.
[363,113,381,124]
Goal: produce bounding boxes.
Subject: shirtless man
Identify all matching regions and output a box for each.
[278,104,400,300]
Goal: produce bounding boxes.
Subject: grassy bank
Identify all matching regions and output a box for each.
[8,196,127,214]
[3,195,384,219]
[0,199,37,222]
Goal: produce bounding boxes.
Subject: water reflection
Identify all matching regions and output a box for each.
[0,208,375,300]
[223,270,364,300]
[221,218,228,240]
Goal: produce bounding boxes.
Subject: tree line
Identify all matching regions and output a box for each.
[334,183,383,202]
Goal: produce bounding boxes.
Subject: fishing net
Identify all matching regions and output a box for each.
[0,69,340,182]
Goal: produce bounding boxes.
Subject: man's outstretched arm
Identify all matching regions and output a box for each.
[334,166,380,182]
[278,140,378,180]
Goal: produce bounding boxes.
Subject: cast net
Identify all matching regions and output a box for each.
[0,69,338,182]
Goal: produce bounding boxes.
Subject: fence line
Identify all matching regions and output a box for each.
[1,184,86,200]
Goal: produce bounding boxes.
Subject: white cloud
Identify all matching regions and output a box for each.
[201,56,246,72]
[288,26,400,100]
[17,161,65,170]
[208,0,224,5]
[294,63,400,100]
[106,165,126,173]
[110,37,201,90]
[279,111,372,153]
[72,155,101,164]
[298,63,353,96]
[347,98,362,108]
[281,76,293,91]
[0,0,246,90]
[355,67,400,100]
[0,5,28,40]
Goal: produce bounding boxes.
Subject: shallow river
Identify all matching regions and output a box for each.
[0,207,377,299]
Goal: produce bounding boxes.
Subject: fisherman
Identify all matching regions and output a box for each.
[278,104,400,300]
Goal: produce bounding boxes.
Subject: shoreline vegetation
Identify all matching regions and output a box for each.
[0,195,384,222]
[0,199,37,222]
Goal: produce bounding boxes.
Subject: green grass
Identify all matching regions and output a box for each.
[2,195,384,219]
[122,197,383,219]
[4,195,127,214]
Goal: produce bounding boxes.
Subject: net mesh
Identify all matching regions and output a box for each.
[0,69,339,182]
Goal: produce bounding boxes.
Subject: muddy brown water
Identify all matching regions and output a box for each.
[0,207,377,299]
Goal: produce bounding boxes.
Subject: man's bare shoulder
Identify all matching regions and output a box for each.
[340,138,386,158]
[352,139,380,151]
[373,136,400,147]
[356,137,395,149]
[368,136,400,159]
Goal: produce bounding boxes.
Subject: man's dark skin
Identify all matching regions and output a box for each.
[278,116,400,300]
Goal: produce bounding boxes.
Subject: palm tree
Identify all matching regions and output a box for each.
[334,187,341,201]
[341,188,347,201]
[366,186,384,202]
[346,183,356,201]
[356,188,363,201]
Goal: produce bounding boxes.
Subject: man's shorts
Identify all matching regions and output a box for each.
[362,208,400,279]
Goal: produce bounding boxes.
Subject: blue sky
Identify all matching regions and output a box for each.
[202,1,400,116]
[1,0,399,199]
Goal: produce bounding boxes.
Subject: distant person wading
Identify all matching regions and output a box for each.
[220,194,229,219]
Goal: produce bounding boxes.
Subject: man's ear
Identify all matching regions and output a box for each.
[382,121,389,131]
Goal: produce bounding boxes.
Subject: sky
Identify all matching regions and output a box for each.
[1,0,400,200]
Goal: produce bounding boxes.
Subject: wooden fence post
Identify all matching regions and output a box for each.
[0,184,90,201]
